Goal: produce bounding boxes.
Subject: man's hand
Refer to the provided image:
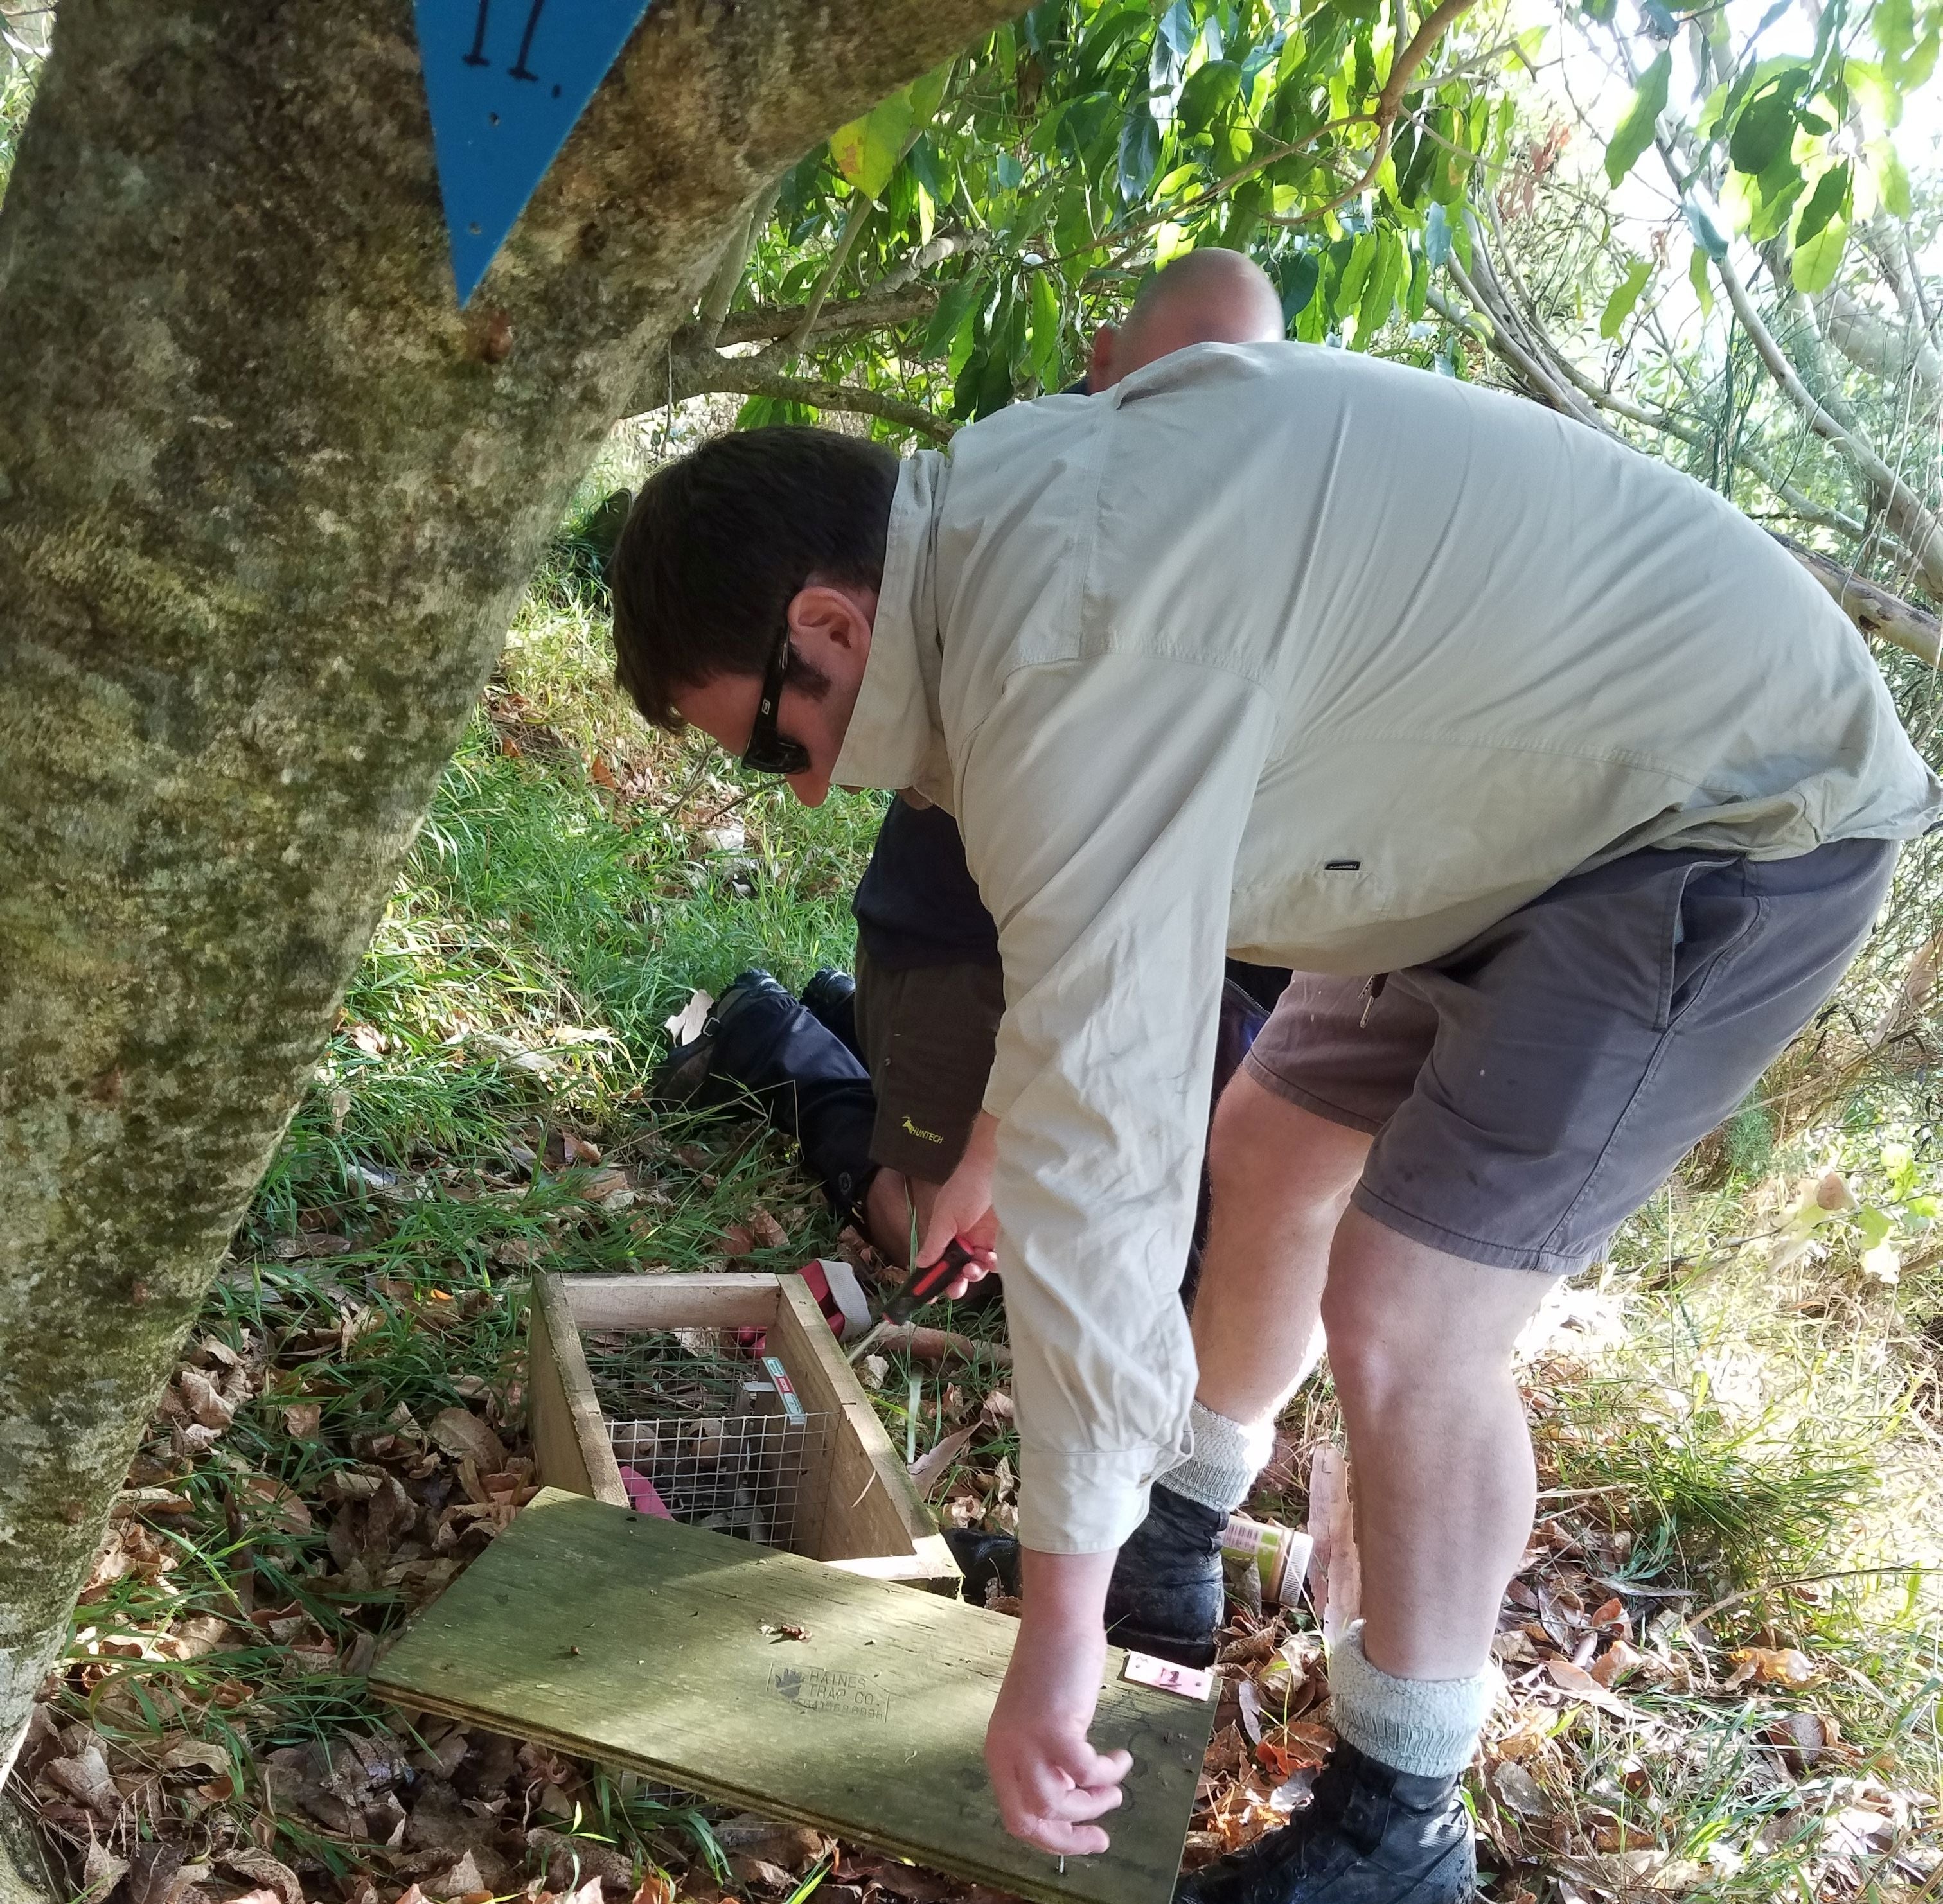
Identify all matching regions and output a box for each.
[915,1109,999,1294]
[986,1548,1131,1856]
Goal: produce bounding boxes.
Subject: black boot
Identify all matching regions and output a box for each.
[652,971,878,1221]
[942,1528,1022,1607]
[1103,1483,1227,1670]
[1175,1741,1475,1903]
[801,967,864,1062]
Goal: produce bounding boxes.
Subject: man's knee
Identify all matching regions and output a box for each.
[1320,1211,1545,1409]
[1207,1073,1367,1226]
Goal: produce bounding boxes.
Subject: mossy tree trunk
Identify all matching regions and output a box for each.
[0,0,1022,1806]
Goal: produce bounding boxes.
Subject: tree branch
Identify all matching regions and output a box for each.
[1266,0,1482,227]
[1716,247,1943,595]
[1435,236,1938,663]
[712,282,942,348]
[1771,531,1940,665]
[630,345,954,442]
[788,191,878,359]
[696,174,785,348]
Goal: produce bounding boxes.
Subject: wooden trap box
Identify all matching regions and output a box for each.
[372,1488,1214,1904]
[528,1271,959,1592]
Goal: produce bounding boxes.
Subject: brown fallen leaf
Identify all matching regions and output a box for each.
[727,1853,795,1893]
[280,1401,323,1439]
[1590,1637,1643,1688]
[42,1746,120,1820]
[80,1838,129,1904]
[1726,1645,1820,1689]
[429,1406,508,1474]
[160,1740,231,1777]
[240,1473,312,1534]
[1493,1759,1549,1818]
[909,1424,977,1497]
[1545,1655,1646,1719]
[715,1815,831,1876]
[218,1848,303,1904]
[176,1368,235,1430]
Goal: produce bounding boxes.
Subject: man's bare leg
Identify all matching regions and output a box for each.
[1319,1206,1556,1679]
[1100,1075,1371,1663]
[863,1165,941,1267]
[1189,1071,1371,1422]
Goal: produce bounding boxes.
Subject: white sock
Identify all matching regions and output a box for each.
[1160,1400,1276,1513]
[1327,1620,1500,1778]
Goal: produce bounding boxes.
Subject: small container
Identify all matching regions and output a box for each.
[1222,1513,1312,1609]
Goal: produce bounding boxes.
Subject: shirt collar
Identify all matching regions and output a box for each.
[831,451,952,804]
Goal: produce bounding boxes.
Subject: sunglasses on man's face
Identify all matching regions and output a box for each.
[741,621,811,777]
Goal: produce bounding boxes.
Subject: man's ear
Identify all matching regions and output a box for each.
[786,582,876,667]
[1088,325,1119,391]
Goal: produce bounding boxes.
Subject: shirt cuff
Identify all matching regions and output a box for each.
[1017,1444,1175,1554]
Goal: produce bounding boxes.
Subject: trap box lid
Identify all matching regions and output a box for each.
[371,1488,1214,1904]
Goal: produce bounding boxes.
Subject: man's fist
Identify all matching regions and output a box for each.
[985,1549,1131,1856]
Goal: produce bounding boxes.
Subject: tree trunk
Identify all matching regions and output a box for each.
[0,0,1023,1798]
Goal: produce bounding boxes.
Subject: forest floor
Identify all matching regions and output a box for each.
[10,473,1943,1904]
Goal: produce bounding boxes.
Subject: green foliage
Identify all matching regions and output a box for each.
[728,0,1532,423]
[1605,49,1670,186]
[1599,256,1651,339]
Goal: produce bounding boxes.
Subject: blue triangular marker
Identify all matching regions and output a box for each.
[416,0,654,304]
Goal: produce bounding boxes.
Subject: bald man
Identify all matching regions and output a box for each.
[663,250,1288,1284]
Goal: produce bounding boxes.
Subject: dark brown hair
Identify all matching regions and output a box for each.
[609,426,900,730]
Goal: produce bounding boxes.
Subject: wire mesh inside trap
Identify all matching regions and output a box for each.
[582,1326,833,1557]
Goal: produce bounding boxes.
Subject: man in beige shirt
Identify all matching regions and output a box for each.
[607,340,1939,1902]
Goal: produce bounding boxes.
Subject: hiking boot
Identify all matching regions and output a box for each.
[1103,1483,1226,1670]
[1175,1741,1475,1903]
[650,970,879,1221]
[801,967,863,1062]
[943,1528,1022,1608]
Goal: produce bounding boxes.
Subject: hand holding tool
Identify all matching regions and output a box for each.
[846,1238,982,1364]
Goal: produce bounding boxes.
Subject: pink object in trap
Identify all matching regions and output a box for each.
[616,1464,673,1519]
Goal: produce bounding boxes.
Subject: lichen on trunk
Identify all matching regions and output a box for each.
[0,0,1025,1810]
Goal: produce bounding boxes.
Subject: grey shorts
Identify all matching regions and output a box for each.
[1244,839,1898,1275]
[853,946,1005,1182]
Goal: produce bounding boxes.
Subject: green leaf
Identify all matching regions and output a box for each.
[1793,158,1852,247]
[922,274,986,362]
[1599,257,1651,339]
[830,90,917,201]
[1276,251,1320,322]
[1424,200,1453,267]
[1746,148,1809,243]
[1681,192,1729,261]
[1688,243,1715,318]
[1334,232,1377,320]
[1353,228,1402,348]
[1028,269,1063,389]
[1606,51,1671,187]
[1868,137,1912,217]
[1178,58,1243,134]
[1845,57,1903,129]
[1728,70,1806,176]
[1117,101,1164,203]
[1791,211,1848,292]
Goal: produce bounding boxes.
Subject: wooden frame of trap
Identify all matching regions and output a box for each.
[527,1270,959,1592]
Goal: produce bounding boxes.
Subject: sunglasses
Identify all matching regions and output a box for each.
[740,620,811,777]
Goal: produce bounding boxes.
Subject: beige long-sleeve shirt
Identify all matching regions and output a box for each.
[828,342,1941,1555]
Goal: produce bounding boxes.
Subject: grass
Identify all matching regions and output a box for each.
[8,454,1940,1904]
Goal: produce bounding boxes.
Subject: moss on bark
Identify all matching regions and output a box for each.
[0,0,1025,1792]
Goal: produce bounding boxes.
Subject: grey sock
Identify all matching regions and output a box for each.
[1327,1620,1500,1778]
[1160,1400,1276,1513]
